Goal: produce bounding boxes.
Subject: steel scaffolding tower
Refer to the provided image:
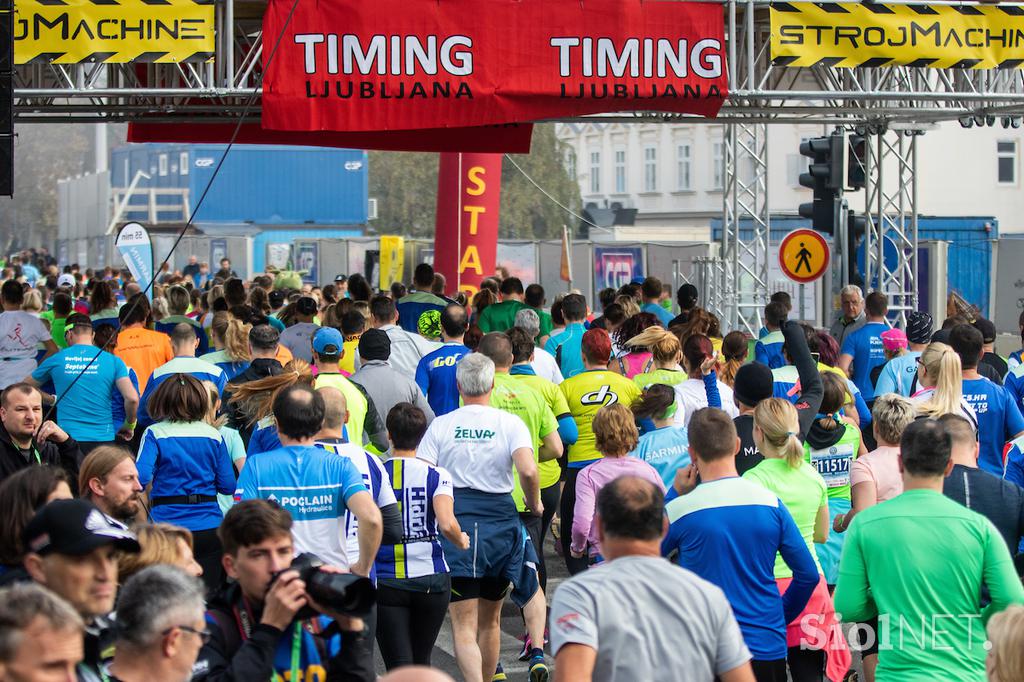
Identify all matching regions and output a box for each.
[863,132,920,324]
[719,123,771,335]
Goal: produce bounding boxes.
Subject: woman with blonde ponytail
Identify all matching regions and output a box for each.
[629,326,686,390]
[745,396,851,681]
[912,341,979,429]
[199,312,252,380]
[228,359,314,454]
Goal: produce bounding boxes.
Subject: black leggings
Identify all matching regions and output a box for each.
[191,528,224,592]
[750,659,788,682]
[375,575,451,670]
[559,468,589,575]
[787,646,825,682]
[520,482,561,591]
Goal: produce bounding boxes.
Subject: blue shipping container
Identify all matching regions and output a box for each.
[110,143,368,226]
[711,215,996,317]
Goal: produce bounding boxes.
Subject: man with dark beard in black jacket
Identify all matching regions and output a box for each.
[193,500,373,682]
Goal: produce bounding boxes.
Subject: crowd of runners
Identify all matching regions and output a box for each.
[0,249,1023,682]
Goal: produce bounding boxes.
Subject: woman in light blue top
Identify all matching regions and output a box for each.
[628,383,690,487]
[202,380,246,516]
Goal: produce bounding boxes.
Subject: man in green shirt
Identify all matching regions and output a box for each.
[40,291,73,349]
[477,277,527,333]
[525,283,554,345]
[834,419,1024,682]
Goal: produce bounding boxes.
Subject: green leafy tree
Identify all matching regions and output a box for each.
[367,123,580,240]
[0,123,124,252]
[499,124,580,239]
[366,149,439,238]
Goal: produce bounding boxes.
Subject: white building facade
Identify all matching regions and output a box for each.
[556,121,1024,234]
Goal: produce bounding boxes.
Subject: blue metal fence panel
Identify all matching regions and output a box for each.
[711,215,996,317]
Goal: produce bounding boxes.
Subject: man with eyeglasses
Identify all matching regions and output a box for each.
[107,565,208,682]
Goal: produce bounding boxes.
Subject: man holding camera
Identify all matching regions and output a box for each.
[194,500,374,682]
[230,384,382,681]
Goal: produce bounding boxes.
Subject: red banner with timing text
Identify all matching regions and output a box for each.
[262,0,728,132]
[434,153,502,297]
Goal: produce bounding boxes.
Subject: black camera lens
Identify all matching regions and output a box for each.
[307,571,375,616]
[282,553,376,617]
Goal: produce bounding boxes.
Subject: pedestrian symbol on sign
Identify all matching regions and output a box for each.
[795,242,813,274]
[779,229,830,284]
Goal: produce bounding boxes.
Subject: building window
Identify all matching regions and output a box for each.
[787,153,804,188]
[180,152,189,175]
[614,149,627,193]
[998,140,1017,184]
[643,146,657,192]
[711,141,724,190]
[158,153,168,177]
[676,143,692,190]
[566,149,576,180]
[589,150,601,193]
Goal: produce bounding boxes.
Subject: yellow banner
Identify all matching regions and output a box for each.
[771,2,1024,69]
[379,236,405,290]
[15,0,215,64]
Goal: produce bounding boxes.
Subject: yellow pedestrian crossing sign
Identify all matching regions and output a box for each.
[779,229,829,284]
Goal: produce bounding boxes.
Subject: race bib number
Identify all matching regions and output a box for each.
[810,444,854,488]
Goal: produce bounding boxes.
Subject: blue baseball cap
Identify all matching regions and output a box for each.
[312,327,344,355]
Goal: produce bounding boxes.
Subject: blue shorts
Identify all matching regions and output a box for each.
[442,488,539,607]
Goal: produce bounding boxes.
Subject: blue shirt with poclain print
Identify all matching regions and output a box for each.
[840,321,888,400]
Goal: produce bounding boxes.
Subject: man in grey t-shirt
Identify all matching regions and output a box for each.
[278,296,320,363]
[549,477,754,682]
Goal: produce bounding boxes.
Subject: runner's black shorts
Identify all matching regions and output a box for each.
[450,576,511,603]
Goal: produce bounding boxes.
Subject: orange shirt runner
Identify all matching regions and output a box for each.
[115,326,173,394]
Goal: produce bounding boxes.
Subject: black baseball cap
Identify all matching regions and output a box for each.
[973,317,997,344]
[358,328,391,361]
[23,499,140,557]
[334,274,348,283]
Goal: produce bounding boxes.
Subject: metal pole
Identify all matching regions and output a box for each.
[226,0,236,88]
[878,136,889,296]
[911,136,920,311]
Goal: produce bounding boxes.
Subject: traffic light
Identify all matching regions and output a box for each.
[0,0,11,196]
[846,134,866,191]
[798,133,845,233]
[847,211,867,287]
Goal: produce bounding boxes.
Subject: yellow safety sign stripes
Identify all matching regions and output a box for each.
[771,2,1024,69]
[15,0,214,64]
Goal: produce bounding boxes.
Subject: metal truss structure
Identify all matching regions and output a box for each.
[13,0,1010,328]
[718,122,771,335]
[863,132,919,324]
